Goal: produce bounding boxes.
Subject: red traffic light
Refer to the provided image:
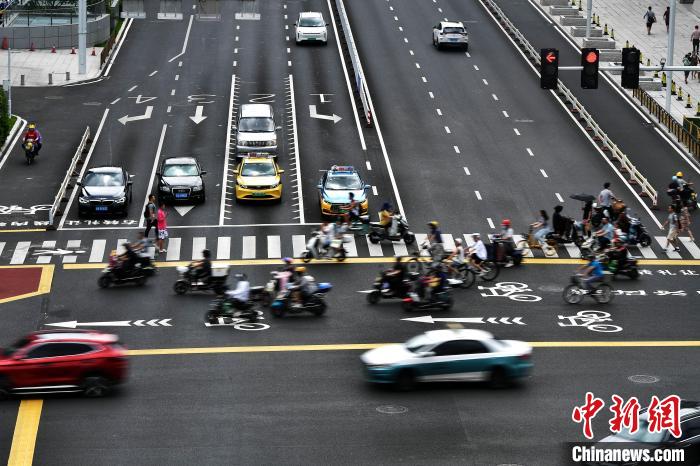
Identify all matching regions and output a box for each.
[546,51,557,63]
[585,51,598,63]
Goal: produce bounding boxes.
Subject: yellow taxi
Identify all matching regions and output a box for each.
[234,155,283,201]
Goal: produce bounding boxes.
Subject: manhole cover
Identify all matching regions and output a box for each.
[538,285,563,292]
[628,375,659,384]
[376,405,408,414]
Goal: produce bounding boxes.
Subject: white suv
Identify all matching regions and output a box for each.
[295,12,328,44]
[235,104,280,155]
[432,21,469,50]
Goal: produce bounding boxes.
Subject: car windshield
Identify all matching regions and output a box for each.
[3,337,30,357]
[444,27,465,34]
[325,174,362,190]
[241,162,276,177]
[615,419,666,442]
[299,16,324,27]
[163,164,198,177]
[83,171,123,187]
[404,334,434,353]
[239,117,274,132]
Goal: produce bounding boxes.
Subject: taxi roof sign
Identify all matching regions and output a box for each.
[330,165,356,172]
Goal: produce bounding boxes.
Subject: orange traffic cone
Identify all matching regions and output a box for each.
[51,45,56,53]
[70,47,75,54]
[1,37,8,50]
[91,47,96,56]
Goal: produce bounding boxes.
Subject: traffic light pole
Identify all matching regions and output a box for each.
[585,0,592,39]
[665,0,677,112]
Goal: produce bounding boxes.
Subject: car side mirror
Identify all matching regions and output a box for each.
[232,169,238,175]
[294,22,297,25]
[276,125,282,131]
[278,169,285,174]
[155,172,161,177]
[419,351,435,357]
[317,183,323,189]
[201,170,207,175]
[127,181,133,186]
[76,181,83,187]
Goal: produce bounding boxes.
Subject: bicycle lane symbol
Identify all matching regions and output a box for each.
[204,313,270,331]
[557,310,623,333]
[477,282,542,302]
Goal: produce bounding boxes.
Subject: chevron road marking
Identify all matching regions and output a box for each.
[45,319,172,328]
[403,316,526,325]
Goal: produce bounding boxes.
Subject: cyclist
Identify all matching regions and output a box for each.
[446,237,466,276]
[426,221,444,263]
[468,234,487,275]
[575,254,605,291]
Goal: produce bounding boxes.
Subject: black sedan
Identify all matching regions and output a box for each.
[157,157,206,204]
[77,166,132,217]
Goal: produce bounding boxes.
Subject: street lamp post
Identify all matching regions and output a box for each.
[78,0,86,75]
[665,0,677,112]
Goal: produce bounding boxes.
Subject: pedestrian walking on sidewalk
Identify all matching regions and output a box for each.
[644,6,657,35]
[692,52,700,80]
[679,205,695,241]
[692,25,700,54]
[664,7,670,32]
[144,194,158,239]
[663,205,681,252]
[684,53,692,83]
[156,202,169,254]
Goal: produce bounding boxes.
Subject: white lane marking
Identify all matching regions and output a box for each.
[444,126,451,134]
[482,79,488,85]
[0,243,4,258]
[128,85,137,92]
[513,128,520,136]
[475,191,482,200]
[389,5,394,10]
[366,161,372,170]
[392,240,408,256]
[540,169,548,178]
[367,236,384,256]
[36,241,56,264]
[654,236,682,258]
[415,63,421,69]
[394,15,398,21]
[463,166,470,175]
[234,48,238,54]
[178,61,182,67]
[421,76,427,83]
[89,239,106,263]
[454,146,460,154]
[428,91,434,99]
[288,74,305,223]
[171,89,176,96]
[555,193,564,202]
[59,109,110,230]
[168,14,193,62]
[466,52,471,57]
[526,148,534,156]
[267,235,281,258]
[409,49,414,55]
[399,26,403,31]
[292,235,306,258]
[175,74,179,81]
[192,237,206,260]
[502,110,509,118]
[372,186,378,196]
[344,235,358,257]
[492,94,498,101]
[166,238,181,261]
[474,65,479,70]
[104,18,133,76]
[116,238,128,255]
[167,106,172,113]
[233,60,237,67]
[149,70,158,77]
[217,237,231,260]
[286,36,289,41]
[436,109,442,116]
[110,98,121,105]
[564,243,581,258]
[242,236,256,259]
[404,37,408,43]
[438,7,443,12]
[328,0,366,152]
[286,47,290,53]
[138,124,168,229]
[288,60,292,67]
[680,237,700,258]
[487,218,495,229]
[220,75,236,226]
[63,240,81,263]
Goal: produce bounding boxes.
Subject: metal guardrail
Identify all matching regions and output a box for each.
[482,0,658,208]
[632,88,700,164]
[48,126,91,228]
[334,0,372,127]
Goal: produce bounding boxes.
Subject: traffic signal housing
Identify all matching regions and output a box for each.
[621,47,640,89]
[581,48,600,89]
[540,48,559,90]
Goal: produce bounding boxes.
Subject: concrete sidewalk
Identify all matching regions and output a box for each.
[540,0,700,124]
[0,47,103,87]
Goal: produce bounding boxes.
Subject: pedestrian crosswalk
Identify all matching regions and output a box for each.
[1,232,700,265]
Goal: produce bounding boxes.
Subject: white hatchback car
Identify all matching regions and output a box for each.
[295,12,328,44]
[432,21,469,50]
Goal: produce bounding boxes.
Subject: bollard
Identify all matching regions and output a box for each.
[603,24,609,35]
[66,71,70,81]
[20,75,24,86]
[696,102,700,116]
[654,66,659,79]
[48,73,52,85]
[687,93,692,109]
[639,50,643,64]
[597,14,601,26]
[678,87,684,101]
[611,28,615,40]
[646,58,651,66]
[661,72,667,87]
[671,81,677,95]
[578,0,582,11]
[625,39,630,49]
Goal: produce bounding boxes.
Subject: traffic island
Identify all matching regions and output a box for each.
[0,265,54,304]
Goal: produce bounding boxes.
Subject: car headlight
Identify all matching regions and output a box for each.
[115,197,126,204]
[79,197,89,204]
[267,183,279,189]
[365,364,391,370]
[268,140,276,146]
[192,185,203,192]
[161,186,171,192]
[238,184,247,189]
[321,199,331,207]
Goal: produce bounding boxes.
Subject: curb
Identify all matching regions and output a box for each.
[0,115,27,170]
[101,17,133,78]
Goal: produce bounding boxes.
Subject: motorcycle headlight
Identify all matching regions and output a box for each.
[192,185,203,192]
[161,186,171,192]
[79,197,89,204]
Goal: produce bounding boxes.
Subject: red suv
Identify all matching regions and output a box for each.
[0,330,128,398]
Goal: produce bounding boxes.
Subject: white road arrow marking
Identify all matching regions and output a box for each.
[46,320,132,329]
[402,316,526,325]
[128,95,158,104]
[133,320,145,326]
[146,319,159,326]
[118,106,154,125]
[159,319,172,326]
[174,205,195,216]
[33,249,86,256]
[309,105,342,124]
[189,105,207,124]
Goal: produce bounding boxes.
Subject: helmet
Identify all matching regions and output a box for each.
[202,249,211,259]
[28,123,36,129]
[282,257,293,264]
[428,221,439,228]
[295,266,306,273]
[454,238,463,245]
[501,219,511,226]
[676,171,684,177]
[234,273,247,280]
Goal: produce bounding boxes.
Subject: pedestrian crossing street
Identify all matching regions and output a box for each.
[1,232,699,265]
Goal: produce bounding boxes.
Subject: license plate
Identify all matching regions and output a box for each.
[95,206,108,212]
[175,193,188,199]
[251,192,267,197]
[449,38,459,42]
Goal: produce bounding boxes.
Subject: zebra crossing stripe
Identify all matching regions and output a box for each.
[414,234,430,256]
[0,242,4,258]
[564,243,580,258]
[292,235,306,258]
[392,240,408,256]
[36,241,56,264]
[217,237,231,260]
[511,235,533,257]
[680,237,700,259]
[63,240,81,263]
[267,235,281,259]
[242,236,255,259]
[366,235,383,256]
[10,242,30,265]
[655,236,681,259]
[192,237,206,260]
[89,239,106,262]
[442,233,455,253]
[166,238,181,261]
[344,235,358,257]
[634,244,657,259]
[117,239,128,255]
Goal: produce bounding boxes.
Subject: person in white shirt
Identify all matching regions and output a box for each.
[226,273,250,305]
[468,234,488,274]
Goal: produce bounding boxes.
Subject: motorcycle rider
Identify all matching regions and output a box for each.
[290,266,313,306]
[605,238,628,272]
[342,192,361,226]
[552,205,573,240]
[23,123,43,155]
[131,232,153,268]
[575,253,605,291]
[468,234,488,275]
[381,256,407,295]
[225,273,251,309]
[189,249,212,282]
[422,264,447,302]
[496,219,516,267]
[426,221,444,264]
[378,202,393,234]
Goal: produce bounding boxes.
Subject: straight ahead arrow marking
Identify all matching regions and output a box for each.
[189,105,207,124]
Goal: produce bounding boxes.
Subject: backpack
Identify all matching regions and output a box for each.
[143,203,151,219]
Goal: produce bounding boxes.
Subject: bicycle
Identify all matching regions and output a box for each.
[516,226,557,257]
[562,274,614,304]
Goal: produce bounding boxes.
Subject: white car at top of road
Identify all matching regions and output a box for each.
[432,21,469,50]
[295,12,328,44]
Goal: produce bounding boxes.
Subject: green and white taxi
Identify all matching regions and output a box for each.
[361,329,532,389]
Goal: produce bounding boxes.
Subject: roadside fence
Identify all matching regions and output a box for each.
[48,127,91,229]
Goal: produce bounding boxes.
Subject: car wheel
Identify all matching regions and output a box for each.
[489,366,509,388]
[465,43,469,52]
[395,369,416,391]
[82,375,110,398]
[0,376,11,400]
[367,290,380,305]
[173,280,189,295]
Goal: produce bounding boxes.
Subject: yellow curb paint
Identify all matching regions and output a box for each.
[0,229,47,234]
[7,399,43,466]
[0,265,54,304]
[125,341,700,357]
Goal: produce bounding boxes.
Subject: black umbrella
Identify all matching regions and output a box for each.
[569,193,596,202]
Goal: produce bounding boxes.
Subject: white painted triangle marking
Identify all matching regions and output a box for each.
[174,205,195,216]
